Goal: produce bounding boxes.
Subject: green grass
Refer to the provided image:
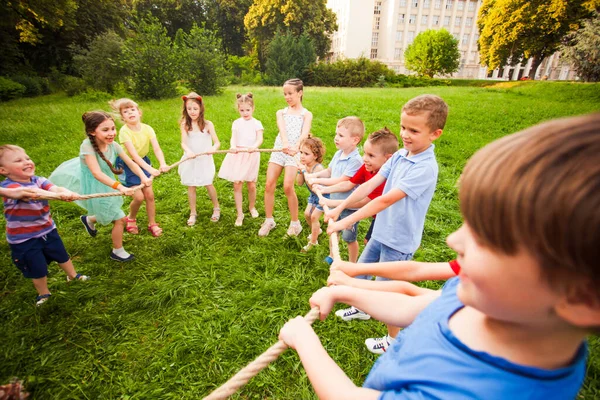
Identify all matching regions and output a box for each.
[1,82,599,399]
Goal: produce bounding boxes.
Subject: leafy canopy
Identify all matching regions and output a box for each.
[264,31,316,85]
[404,29,460,78]
[560,13,600,82]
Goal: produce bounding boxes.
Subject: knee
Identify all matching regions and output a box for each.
[283,182,295,196]
[311,212,321,224]
[115,217,126,228]
[144,191,155,203]
[304,210,312,221]
[265,180,276,194]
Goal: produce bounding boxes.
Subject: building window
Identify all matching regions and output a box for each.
[413,0,419,6]
[398,13,406,24]
[468,1,476,11]
[400,0,407,6]
[396,30,403,41]
[374,1,382,14]
[393,65,401,73]
[444,16,450,26]
[370,48,378,59]
[409,14,416,24]
[371,32,379,47]
[433,15,440,25]
[455,17,462,26]
[457,0,465,10]
[435,0,442,9]
[466,17,473,27]
[395,48,403,60]
[424,0,431,7]
[421,15,428,25]
[462,34,469,45]
[407,31,415,44]
[446,0,453,9]
[375,16,380,30]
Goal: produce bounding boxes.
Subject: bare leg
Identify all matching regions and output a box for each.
[58,259,77,280]
[264,163,284,219]
[283,166,299,222]
[233,182,244,217]
[304,204,313,227]
[112,217,126,249]
[32,276,50,296]
[310,209,323,243]
[128,189,145,220]
[187,186,197,216]
[206,184,220,208]
[387,325,401,339]
[142,186,157,226]
[347,240,359,263]
[247,181,257,211]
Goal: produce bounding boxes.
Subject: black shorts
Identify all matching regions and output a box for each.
[10,229,70,279]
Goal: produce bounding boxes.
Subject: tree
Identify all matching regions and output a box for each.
[404,29,460,78]
[478,0,599,80]
[208,0,253,56]
[134,0,210,38]
[244,0,337,69]
[264,31,316,85]
[560,13,600,82]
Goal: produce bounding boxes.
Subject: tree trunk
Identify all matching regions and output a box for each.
[528,55,543,80]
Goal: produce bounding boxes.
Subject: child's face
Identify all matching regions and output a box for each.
[446,223,561,326]
[91,119,117,145]
[299,145,317,166]
[186,100,201,121]
[363,140,390,173]
[121,106,141,125]
[283,84,302,107]
[334,126,358,152]
[0,149,35,182]
[400,111,441,156]
[238,103,253,120]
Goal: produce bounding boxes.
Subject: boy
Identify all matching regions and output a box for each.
[326,94,447,353]
[304,117,364,263]
[0,145,89,306]
[316,127,398,247]
[279,113,599,399]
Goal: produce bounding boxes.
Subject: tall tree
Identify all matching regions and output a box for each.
[264,30,316,85]
[244,0,337,69]
[208,0,253,56]
[134,0,210,37]
[404,29,460,78]
[478,0,599,80]
[560,13,600,82]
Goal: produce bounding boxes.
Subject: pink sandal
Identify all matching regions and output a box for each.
[148,223,163,237]
[125,217,138,234]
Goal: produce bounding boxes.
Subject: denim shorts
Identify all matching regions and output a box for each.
[116,156,152,187]
[355,238,413,281]
[10,229,70,279]
[339,209,359,243]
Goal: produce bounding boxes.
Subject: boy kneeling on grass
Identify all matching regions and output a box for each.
[279,113,600,399]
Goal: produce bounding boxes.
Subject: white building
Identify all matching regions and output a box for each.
[326,0,577,80]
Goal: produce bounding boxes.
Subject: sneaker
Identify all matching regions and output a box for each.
[80,215,97,237]
[334,306,371,321]
[67,273,90,282]
[258,220,276,237]
[286,222,303,237]
[324,256,334,265]
[110,251,135,262]
[250,208,259,218]
[35,293,51,306]
[301,241,318,252]
[365,335,393,355]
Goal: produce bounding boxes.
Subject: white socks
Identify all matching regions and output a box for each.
[86,216,96,230]
[112,247,130,258]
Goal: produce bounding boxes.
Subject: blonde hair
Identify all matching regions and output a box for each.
[367,127,399,155]
[109,98,141,122]
[300,135,326,164]
[402,94,448,131]
[236,92,254,109]
[181,92,205,132]
[460,113,600,295]
[0,145,26,171]
[337,116,365,141]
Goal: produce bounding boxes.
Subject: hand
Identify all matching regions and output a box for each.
[326,220,345,234]
[230,147,239,154]
[319,197,333,209]
[309,287,337,320]
[287,146,299,156]
[324,207,341,223]
[118,185,134,196]
[150,168,160,177]
[141,176,152,187]
[330,259,354,274]
[159,164,169,173]
[327,270,352,287]
[58,189,80,202]
[278,316,315,350]
[306,177,315,187]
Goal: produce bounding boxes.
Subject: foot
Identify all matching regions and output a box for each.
[365,335,394,355]
[125,217,139,234]
[286,221,303,237]
[35,293,51,306]
[235,214,244,227]
[307,229,323,241]
[80,215,97,237]
[211,208,221,222]
[67,273,90,282]
[301,241,318,252]
[187,214,197,226]
[250,208,259,218]
[324,256,334,265]
[148,223,163,237]
[110,251,135,262]
[258,219,276,237]
[334,306,371,321]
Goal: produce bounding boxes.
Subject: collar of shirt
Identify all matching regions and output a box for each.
[398,144,436,164]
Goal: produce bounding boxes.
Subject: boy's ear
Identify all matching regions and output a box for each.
[429,128,443,141]
[353,136,361,145]
[555,284,600,327]
[385,153,394,160]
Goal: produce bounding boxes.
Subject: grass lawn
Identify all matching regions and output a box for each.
[1,82,599,399]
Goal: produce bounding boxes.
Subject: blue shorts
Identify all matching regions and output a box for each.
[355,238,413,281]
[116,156,152,187]
[10,229,70,279]
[307,191,329,212]
[340,209,359,243]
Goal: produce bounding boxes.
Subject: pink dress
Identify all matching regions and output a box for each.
[218,117,263,182]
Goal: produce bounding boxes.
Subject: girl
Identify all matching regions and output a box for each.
[110,98,169,237]
[259,78,313,237]
[218,93,264,227]
[295,136,326,252]
[178,92,221,226]
[50,111,151,261]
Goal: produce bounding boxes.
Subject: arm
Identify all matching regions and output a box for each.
[0,187,40,200]
[83,154,134,195]
[332,259,456,282]
[327,270,438,297]
[249,128,264,150]
[324,174,386,222]
[279,317,380,400]
[317,180,356,195]
[293,110,313,153]
[47,185,80,201]
[311,174,351,187]
[305,167,331,183]
[207,121,220,153]
[275,110,289,150]
[180,124,195,157]
[118,150,152,186]
[123,141,159,177]
[149,137,169,172]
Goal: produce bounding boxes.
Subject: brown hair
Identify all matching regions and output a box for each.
[181,92,205,132]
[236,92,254,109]
[82,111,123,175]
[367,127,399,155]
[459,113,600,296]
[337,116,365,142]
[402,94,448,131]
[0,145,26,168]
[283,78,304,101]
[108,98,140,122]
[300,135,326,164]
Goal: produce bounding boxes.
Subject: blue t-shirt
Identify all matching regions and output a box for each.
[363,277,587,400]
[328,148,363,205]
[372,145,438,253]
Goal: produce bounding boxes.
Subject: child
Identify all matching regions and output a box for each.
[325,95,447,353]
[279,113,600,399]
[0,145,88,306]
[304,117,364,263]
[109,98,169,237]
[295,135,326,251]
[51,111,151,262]
[218,93,264,227]
[178,92,221,226]
[259,78,313,237]
[316,127,398,248]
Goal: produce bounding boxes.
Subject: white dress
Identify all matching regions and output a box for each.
[178,127,215,187]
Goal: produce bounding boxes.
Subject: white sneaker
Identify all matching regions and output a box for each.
[67,273,90,282]
[258,220,276,237]
[287,222,303,236]
[365,335,393,355]
[334,306,371,321]
[250,208,259,218]
[301,241,318,252]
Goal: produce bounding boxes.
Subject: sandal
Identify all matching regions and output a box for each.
[125,217,139,234]
[250,208,259,218]
[187,214,197,226]
[148,223,163,237]
[210,208,220,222]
[36,293,51,306]
[235,214,244,227]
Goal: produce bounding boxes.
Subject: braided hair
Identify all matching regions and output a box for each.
[82,111,123,175]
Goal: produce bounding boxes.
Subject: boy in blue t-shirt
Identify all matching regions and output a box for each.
[325,94,447,353]
[304,116,364,262]
[279,113,599,399]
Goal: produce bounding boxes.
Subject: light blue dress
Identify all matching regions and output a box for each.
[50,139,126,225]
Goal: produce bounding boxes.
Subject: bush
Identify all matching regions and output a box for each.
[305,58,394,87]
[0,77,26,101]
[228,55,262,85]
[63,76,87,96]
[386,74,450,88]
[10,75,51,97]
[264,31,316,86]
[74,88,112,102]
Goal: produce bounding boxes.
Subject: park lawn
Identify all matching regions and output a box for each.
[0,82,599,399]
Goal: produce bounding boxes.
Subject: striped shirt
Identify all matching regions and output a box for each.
[1,176,56,244]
